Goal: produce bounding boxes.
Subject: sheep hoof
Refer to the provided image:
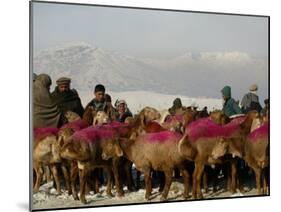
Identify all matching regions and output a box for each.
[80,198,87,204]
[117,191,125,197]
[106,192,114,198]
[160,196,168,202]
[145,194,151,200]
[73,196,79,201]
[182,193,190,200]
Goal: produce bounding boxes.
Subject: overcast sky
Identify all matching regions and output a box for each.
[33,2,268,59]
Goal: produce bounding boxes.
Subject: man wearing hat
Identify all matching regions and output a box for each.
[241,84,262,113]
[51,77,84,117]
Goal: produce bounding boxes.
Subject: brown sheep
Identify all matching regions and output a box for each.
[60,125,124,204]
[118,131,192,201]
[178,113,256,199]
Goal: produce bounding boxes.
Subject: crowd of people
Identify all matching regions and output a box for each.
[33,73,269,129]
[33,73,133,128]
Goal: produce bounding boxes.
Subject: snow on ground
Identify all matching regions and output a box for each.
[32,180,259,210]
[78,90,222,114]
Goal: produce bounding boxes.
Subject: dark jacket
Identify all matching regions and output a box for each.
[241,92,262,113]
[86,98,107,112]
[221,86,242,117]
[86,99,119,120]
[117,110,133,123]
[51,87,84,117]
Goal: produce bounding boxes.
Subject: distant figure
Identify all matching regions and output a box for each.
[51,77,84,117]
[241,84,262,113]
[86,84,107,111]
[169,98,184,115]
[221,85,242,117]
[33,74,63,128]
[261,98,269,117]
[104,93,118,120]
[116,100,133,123]
[198,106,209,118]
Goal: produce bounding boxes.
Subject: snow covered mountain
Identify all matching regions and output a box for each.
[33,42,268,100]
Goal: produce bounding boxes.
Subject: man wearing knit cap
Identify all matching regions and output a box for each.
[51,77,84,117]
[241,84,262,113]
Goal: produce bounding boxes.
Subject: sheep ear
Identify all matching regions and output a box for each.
[93,117,98,126]
[140,113,146,127]
[115,145,123,157]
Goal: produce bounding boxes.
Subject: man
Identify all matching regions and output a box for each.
[86,84,108,112]
[33,74,63,128]
[169,98,185,115]
[261,98,269,118]
[241,84,262,113]
[51,77,84,117]
[105,93,118,120]
[116,100,133,123]
[221,85,242,117]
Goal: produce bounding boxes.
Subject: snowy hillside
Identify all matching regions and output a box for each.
[33,42,268,99]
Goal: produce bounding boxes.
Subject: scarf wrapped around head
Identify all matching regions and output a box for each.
[33,74,62,128]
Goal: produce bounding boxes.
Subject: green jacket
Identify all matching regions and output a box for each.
[51,87,84,117]
[221,86,242,117]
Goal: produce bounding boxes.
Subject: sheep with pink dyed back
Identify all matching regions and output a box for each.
[244,122,269,195]
[119,130,193,201]
[60,124,125,204]
[178,113,257,199]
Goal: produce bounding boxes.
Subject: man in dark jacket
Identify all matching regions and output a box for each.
[221,85,242,117]
[51,77,84,117]
[241,84,262,113]
[85,84,108,112]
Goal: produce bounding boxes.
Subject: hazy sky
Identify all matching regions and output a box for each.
[33,2,268,59]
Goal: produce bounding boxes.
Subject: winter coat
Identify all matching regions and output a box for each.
[221,86,242,117]
[241,92,262,113]
[33,74,62,128]
[51,86,84,117]
[117,110,133,123]
[86,98,107,112]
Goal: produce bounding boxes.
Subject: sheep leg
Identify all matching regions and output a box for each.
[203,171,208,194]
[50,164,61,195]
[94,170,100,193]
[180,168,190,199]
[144,169,152,200]
[79,168,88,204]
[61,163,71,195]
[70,161,79,200]
[136,170,141,189]
[230,160,238,194]
[125,160,136,191]
[44,165,52,183]
[262,169,267,194]
[253,167,262,195]
[105,167,113,197]
[33,163,43,193]
[195,162,204,199]
[192,163,198,199]
[112,158,124,197]
[160,169,173,201]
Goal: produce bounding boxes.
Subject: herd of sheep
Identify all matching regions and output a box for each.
[33,106,269,204]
